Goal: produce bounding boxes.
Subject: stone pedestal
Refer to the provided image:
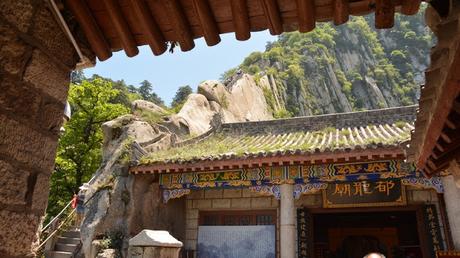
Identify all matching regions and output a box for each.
[442,175,460,249]
[280,184,296,258]
[128,230,183,258]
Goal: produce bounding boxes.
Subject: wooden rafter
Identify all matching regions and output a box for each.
[445,119,457,130]
[401,0,422,15]
[65,0,112,60]
[103,0,139,57]
[260,0,283,35]
[230,0,250,40]
[453,100,460,114]
[433,149,460,172]
[192,0,221,46]
[130,0,167,56]
[441,132,452,144]
[65,0,424,57]
[333,0,349,25]
[436,142,445,153]
[375,0,395,29]
[297,0,316,32]
[164,0,195,51]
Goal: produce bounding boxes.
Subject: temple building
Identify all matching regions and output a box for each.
[130,106,458,258]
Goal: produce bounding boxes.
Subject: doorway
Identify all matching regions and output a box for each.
[312,210,423,258]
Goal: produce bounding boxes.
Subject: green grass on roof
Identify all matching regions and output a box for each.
[139,123,412,165]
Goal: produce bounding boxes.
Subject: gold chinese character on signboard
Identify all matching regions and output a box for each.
[333,183,351,196]
[352,181,373,196]
[375,181,395,195]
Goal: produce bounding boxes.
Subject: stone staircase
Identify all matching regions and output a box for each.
[45,229,81,258]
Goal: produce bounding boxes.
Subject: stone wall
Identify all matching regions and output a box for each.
[221,105,417,135]
[129,175,186,242]
[0,1,81,257]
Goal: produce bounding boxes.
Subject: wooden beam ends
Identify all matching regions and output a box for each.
[164,0,195,51]
[130,0,167,56]
[103,0,139,57]
[296,0,316,32]
[192,0,221,46]
[401,0,422,15]
[333,0,349,25]
[65,0,112,61]
[230,0,250,40]
[375,0,395,29]
[261,0,283,35]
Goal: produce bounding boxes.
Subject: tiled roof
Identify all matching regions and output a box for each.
[137,106,416,169]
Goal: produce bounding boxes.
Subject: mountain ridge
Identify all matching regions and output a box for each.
[221,8,433,118]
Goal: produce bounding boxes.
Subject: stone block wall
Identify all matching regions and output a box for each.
[0,1,82,257]
[221,105,417,135]
[184,188,280,257]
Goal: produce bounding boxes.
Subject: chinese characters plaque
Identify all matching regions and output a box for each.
[323,179,406,208]
[297,208,312,258]
[423,204,444,257]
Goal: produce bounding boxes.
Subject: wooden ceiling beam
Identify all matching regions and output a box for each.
[375,0,395,29]
[192,0,221,46]
[453,100,460,114]
[436,142,445,152]
[446,119,457,130]
[433,148,460,172]
[401,0,421,15]
[230,0,250,40]
[296,0,316,32]
[103,0,139,57]
[130,0,167,56]
[261,0,283,35]
[427,158,438,171]
[441,132,452,144]
[333,0,349,25]
[65,0,112,61]
[164,0,195,51]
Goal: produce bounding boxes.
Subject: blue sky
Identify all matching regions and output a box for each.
[84,31,277,105]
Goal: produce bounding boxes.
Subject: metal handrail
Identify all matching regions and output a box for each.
[40,200,73,234]
[38,174,99,254]
[41,173,99,234]
[36,209,76,255]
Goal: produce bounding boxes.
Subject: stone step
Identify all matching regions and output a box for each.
[62,230,80,238]
[56,236,80,245]
[55,243,79,252]
[45,250,73,258]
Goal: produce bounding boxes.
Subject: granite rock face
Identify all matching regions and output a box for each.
[177,75,272,135]
[80,74,272,257]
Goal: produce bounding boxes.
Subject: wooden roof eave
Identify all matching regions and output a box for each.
[130,146,406,175]
[64,0,423,60]
[408,2,460,175]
